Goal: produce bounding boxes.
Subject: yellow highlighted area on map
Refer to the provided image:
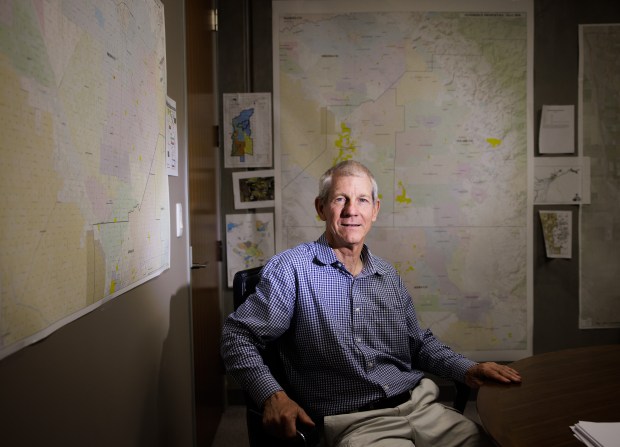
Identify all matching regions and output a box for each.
[396,181,412,204]
[486,137,502,147]
[333,122,358,164]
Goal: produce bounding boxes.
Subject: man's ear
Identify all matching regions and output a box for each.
[315,197,326,221]
[372,199,381,222]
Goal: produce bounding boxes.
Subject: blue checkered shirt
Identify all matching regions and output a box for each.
[221,234,476,417]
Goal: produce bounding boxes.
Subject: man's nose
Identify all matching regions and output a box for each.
[342,200,358,214]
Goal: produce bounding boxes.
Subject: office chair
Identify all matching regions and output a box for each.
[232,266,471,446]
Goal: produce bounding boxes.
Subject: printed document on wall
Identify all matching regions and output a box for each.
[539,105,575,154]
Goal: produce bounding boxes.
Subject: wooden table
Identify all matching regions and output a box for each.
[477,344,620,446]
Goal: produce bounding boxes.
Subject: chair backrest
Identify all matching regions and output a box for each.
[233,265,263,311]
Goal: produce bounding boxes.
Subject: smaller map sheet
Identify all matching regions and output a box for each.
[579,24,620,328]
[225,213,275,287]
[223,93,273,168]
[534,157,589,204]
[539,210,572,258]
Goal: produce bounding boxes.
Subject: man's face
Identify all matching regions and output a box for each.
[315,173,380,249]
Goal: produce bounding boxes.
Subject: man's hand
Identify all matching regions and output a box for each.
[262,391,316,439]
[465,362,522,389]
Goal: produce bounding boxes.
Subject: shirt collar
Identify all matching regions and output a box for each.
[314,233,385,276]
[314,233,337,266]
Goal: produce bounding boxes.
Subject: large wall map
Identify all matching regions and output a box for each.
[273,0,533,360]
[0,0,169,359]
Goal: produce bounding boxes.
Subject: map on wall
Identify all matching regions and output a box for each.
[273,0,533,360]
[0,0,170,360]
[534,157,588,205]
[579,24,620,329]
[539,210,572,259]
[223,92,273,168]
[225,213,275,287]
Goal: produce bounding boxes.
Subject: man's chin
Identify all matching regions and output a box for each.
[339,233,366,245]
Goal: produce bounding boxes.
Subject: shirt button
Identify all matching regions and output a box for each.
[368,362,374,368]
[383,385,390,391]
[355,307,360,312]
[355,337,361,343]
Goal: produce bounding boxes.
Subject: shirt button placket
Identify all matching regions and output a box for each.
[351,281,362,343]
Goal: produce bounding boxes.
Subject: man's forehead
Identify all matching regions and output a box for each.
[330,174,372,192]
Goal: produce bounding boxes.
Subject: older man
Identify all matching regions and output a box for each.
[221,160,520,446]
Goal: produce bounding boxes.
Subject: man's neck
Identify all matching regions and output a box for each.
[332,246,364,276]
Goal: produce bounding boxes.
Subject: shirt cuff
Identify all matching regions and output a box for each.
[245,373,284,409]
[453,357,478,382]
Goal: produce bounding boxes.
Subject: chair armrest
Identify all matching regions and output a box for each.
[247,406,316,446]
[452,380,471,414]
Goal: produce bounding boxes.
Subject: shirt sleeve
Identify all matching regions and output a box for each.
[220,256,297,408]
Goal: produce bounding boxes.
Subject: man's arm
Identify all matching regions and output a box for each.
[221,257,296,403]
[399,276,478,380]
[464,362,522,388]
[398,275,521,386]
[222,316,316,439]
[221,256,316,439]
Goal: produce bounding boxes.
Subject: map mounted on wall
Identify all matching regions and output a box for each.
[579,24,620,329]
[272,0,534,361]
[225,213,275,287]
[223,92,273,168]
[0,0,170,360]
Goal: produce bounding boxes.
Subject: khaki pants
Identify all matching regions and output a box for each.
[323,379,490,447]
